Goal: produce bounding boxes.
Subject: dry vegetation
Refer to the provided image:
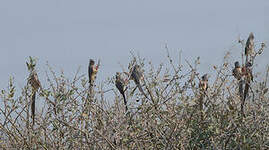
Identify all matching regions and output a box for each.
[0,36,268,149]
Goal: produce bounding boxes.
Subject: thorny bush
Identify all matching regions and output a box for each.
[0,37,268,149]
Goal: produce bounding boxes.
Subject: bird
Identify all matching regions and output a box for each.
[198,74,208,120]
[232,61,242,80]
[28,70,41,126]
[88,59,99,86]
[243,62,253,101]
[115,72,128,111]
[240,62,253,117]
[130,64,148,99]
[232,61,244,98]
[245,32,254,62]
[245,62,253,81]
[199,74,209,92]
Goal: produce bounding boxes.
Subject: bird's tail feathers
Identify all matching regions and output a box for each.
[243,83,250,102]
[31,92,36,126]
[122,93,128,111]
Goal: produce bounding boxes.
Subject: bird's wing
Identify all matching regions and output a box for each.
[116,82,123,92]
[88,66,93,82]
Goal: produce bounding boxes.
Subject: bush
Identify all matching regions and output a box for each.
[0,36,268,149]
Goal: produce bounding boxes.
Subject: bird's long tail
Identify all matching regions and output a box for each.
[199,94,204,121]
[31,92,36,126]
[122,93,128,111]
[239,80,244,99]
[243,82,250,103]
[241,82,250,117]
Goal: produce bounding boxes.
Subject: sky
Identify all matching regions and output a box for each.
[0,0,268,90]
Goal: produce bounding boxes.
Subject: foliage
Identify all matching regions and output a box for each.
[0,38,268,149]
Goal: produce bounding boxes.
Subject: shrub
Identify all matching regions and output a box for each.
[0,35,268,149]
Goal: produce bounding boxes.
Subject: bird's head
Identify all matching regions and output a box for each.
[89,59,95,66]
[116,72,124,80]
[201,74,208,81]
[249,32,254,40]
[234,61,240,68]
[116,72,121,78]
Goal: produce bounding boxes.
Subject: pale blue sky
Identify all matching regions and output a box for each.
[0,0,268,89]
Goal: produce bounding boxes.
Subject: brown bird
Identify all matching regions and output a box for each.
[245,32,254,62]
[233,61,244,99]
[131,64,148,99]
[28,70,41,126]
[88,59,99,86]
[241,62,253,117]
[115,72,128,111]
[232,61,242,80]
[243,62,253,101]
[199,74,208,92]
[198,74,208,121]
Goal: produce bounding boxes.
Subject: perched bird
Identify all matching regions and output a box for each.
[245,62,253,81]
[241,62,253,117]
[198,74,208,120]
[245,32,254,62]
[241,62,253,81]
[28,70,41,126]
[88,59,99,86]
[130,65,148,99]
[232,61,244,98]
[115,72,128,111]
[199,74,209,92]
[243,62,253,101]
[232,61,242,80]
